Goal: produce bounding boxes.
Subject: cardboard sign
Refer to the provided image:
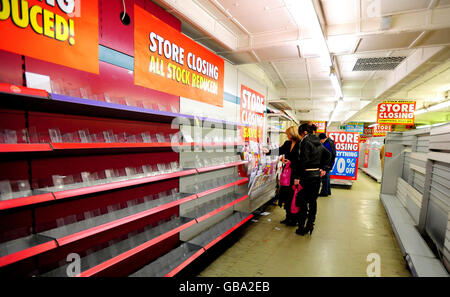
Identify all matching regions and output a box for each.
[346,122,364,134]
[377,101,416,125]
[240,85,265,143]
[310,121,326,133]
[0,0,99,74]
[327,132,360,180]
[134,5,224,107]
[373,124,392,137]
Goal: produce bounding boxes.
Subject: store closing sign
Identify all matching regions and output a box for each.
[240,85,265,143]
[0,0,99,74]
[373,124,392,137]
[327,132,360,180]
[377,101,416,125]
[310,121,326,133]
[134,5,224,107]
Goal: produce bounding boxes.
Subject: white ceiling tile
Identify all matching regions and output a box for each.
[321,0,356,25]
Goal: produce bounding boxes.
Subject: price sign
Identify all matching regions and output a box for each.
[327,132,360,180]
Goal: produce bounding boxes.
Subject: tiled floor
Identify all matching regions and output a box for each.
[198,173,411,277]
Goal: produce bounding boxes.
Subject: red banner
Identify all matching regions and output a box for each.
[373,124,392,137]
[377,101,416,125]
[327,132,360,181]
[240,85,265,143]
[0,0,99,74]
[310,121,326,133]
[134,5,224,107]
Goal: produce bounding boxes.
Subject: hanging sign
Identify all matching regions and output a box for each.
[327,132,360,180]
[373,124,392,137]
[134,5,224,107]
[0,0,99,74]
[309,121,326,133]
[377,101,416,125]
[363,127,373,138]
[240,85,265,143]
[345,122,364,134]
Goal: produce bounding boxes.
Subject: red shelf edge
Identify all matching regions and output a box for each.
[51,142,192,150]
[164,248,205,277]
[0,193,55,211]
[0,83,49,98]
[0,143,53,153]
[165,214,254,276]
[0,240,58,268]
[203,214,254,250]
[57,194,198,247]
[196,195,249,223]
[78,219,197,277]
[196,178,249,198]
[53,169,197,200]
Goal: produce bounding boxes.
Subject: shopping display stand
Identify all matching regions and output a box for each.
[380,125,450,276]
[0,86,252,277]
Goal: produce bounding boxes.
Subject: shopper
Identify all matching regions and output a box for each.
[318,133,336,197]
[294,124,331,236]
[265,126,300,226]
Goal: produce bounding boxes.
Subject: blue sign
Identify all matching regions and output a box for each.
[330,151,359,180]
[345,122,364,134]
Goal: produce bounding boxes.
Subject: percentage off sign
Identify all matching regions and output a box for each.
[347,158,356,168]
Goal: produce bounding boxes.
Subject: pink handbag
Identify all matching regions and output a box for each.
[291,185,302,214]
[279,161,291,186]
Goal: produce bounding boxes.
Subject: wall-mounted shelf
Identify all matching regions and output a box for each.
[0,178,248,268]
[0,161,248,212]
[130,212,253,277]
[0,86,248,130]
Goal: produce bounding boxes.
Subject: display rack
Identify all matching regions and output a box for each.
[0,84,251,277]
[360,136,384,183]
[380,125,450,276]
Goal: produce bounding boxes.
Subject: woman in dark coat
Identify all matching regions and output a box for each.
[294,123,331,235]
[267,126,300,226]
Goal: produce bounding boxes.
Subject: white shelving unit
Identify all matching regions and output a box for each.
[380,124,450,276]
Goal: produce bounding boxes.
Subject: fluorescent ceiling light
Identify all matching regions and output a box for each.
[286,0,332,67]
[414,109,427,115]
[368,123,378,128]
[414,100,450,115]
[428,100,450,111]
[330,72,343,99]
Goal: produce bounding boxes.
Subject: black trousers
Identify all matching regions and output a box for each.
[279,185,296,221]
[296,175,321,226]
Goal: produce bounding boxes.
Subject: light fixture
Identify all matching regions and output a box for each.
[368,123,378,128]
[328,98,343,126]
[414,100,450,115]
[330,71,343,99]
[285,0,332,67]
[428,100,450,111]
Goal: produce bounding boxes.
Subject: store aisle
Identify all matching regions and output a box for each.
[198,173,411,277]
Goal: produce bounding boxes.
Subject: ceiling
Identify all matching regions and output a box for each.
[152,0,450,125]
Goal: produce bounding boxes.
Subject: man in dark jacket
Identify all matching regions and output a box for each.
[293,124,331,235]
[318,133,336,197]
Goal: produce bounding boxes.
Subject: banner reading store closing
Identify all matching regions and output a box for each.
[0,0,99,74]
[134,5,224,107]
[373,124,392,137]
[310,121,326,133]
[240,85,265,143]
[327,132,360,181]
[377,101,416,125]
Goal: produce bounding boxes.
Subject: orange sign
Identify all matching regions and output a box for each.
[373,124,392,137]
[240,85,265,143]
[377,101,416,125]
[0,0,99,74]
[134,5,224,107]
[310,121,326,133]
